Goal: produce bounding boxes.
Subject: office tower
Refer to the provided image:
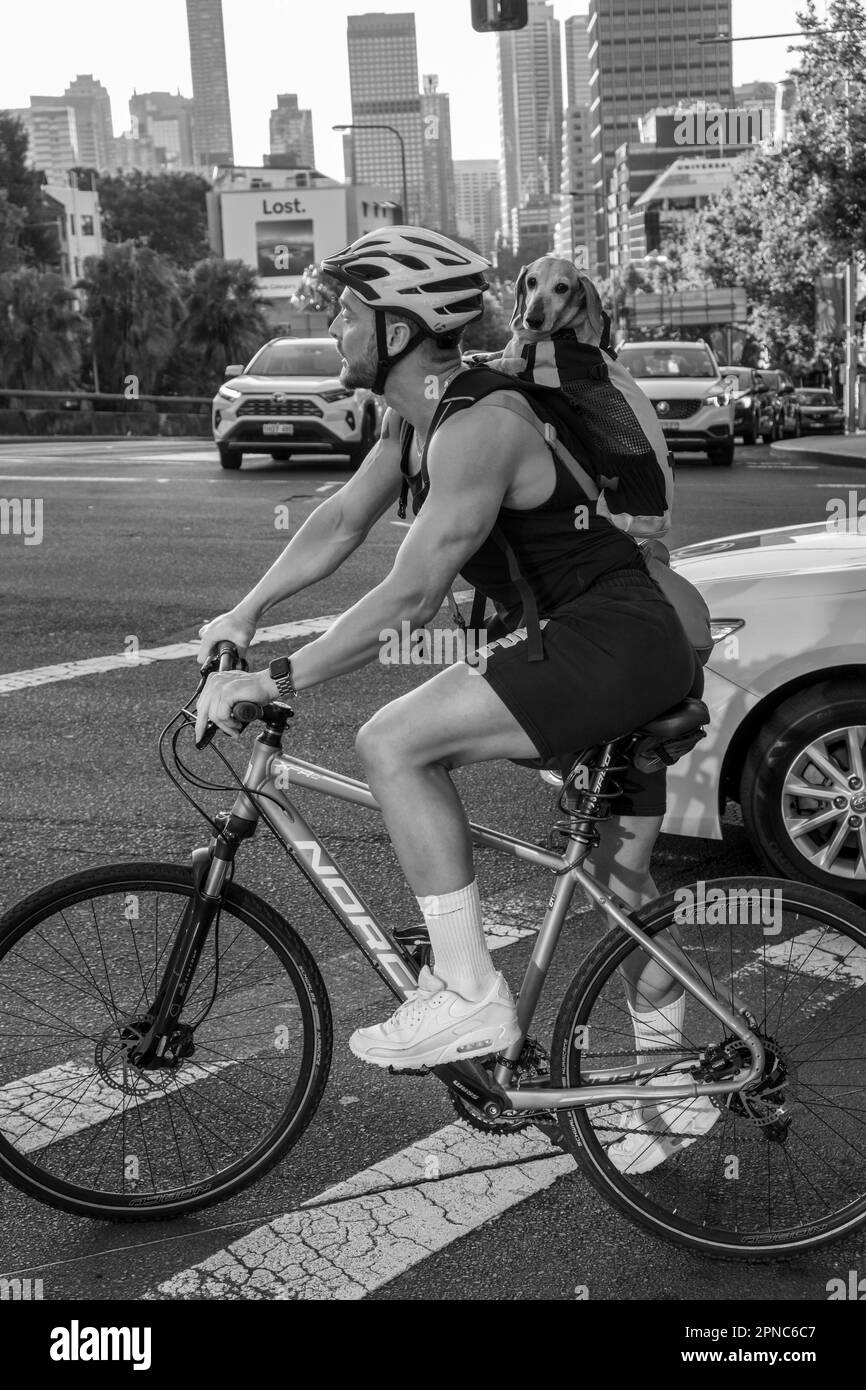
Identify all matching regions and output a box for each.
[269,94,316,169]
[420,75,456,234]
[21,103,78,182]
[110,131,158,174]
[129,91,196,170]
[587,0,733,275]
[60,75,114,171]
[454,159,501,258]
[556,11,594,268]
[734,81,777,142]
[496,0,563,254]
[185,0,234,167]
[347,12,424,222]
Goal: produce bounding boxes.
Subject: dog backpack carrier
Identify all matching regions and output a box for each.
[398,323,713,666]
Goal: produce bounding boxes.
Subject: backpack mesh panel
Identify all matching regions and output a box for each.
[559,378,653,459]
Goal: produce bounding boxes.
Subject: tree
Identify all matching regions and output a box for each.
[96,171,211,268]
[160,258,270,394]
[79,241,184,393]
[0,111,58,266]
[0,190,25,273]
[289,263,341,315]
[462,290,511,352]
[0,268,82,388]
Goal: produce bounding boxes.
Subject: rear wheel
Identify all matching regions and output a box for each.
[741,421,756,446]
[269,449,293,461]
[218,444,242,470]
[0,863,332,1219]
[551,877,866,1257]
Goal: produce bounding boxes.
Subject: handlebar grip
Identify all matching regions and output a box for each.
[217,640,239,672]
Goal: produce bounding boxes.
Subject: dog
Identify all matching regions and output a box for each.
[466,256,607,378]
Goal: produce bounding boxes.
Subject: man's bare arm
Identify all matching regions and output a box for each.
[289,406,516,689]
[196,410,405,663]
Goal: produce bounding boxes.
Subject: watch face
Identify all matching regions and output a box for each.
[269,656,291,679]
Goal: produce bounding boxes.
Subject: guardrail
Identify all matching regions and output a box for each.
[0,388,213,439]
[0,389,212,407]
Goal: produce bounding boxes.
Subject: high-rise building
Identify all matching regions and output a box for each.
[587,0,733,275]
[129,91,195,171]
[269,94,316,170]
[734,80,777,143]
[555,11,594,269]
[62,75,113,171]
[185,0,234,167]
[347,12,424,222]
[21,102,78,182]
[496,0,563,254]
[454,159,501,258]
[110,130,158,174]
[420,75,456,234]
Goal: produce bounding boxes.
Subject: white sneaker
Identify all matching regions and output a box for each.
[349,967,521,1070]
[605,1070,720,1175]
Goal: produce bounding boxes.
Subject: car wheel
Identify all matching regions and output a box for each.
[709,440,734,466]
[741,421,757,446]
[345,411,377,468]
[269,449,293,461]
[740,680,866,901]
[218,444,242,470]
[760,426,774,444]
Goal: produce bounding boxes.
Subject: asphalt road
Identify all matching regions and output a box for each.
[1,435,865,1304]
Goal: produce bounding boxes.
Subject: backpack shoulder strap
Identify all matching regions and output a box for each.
[476,391,601,502]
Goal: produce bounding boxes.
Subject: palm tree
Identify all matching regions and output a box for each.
[0,268,81,388]
[79,241,183,394]
[161,258,269,394]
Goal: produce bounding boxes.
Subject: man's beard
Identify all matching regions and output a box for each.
[340,334,379,391]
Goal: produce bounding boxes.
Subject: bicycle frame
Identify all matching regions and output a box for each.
[188,729,765,1116]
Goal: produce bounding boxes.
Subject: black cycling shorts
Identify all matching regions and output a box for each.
[478,568,703,817]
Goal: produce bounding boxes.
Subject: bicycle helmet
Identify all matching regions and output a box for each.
[322,226,490,391]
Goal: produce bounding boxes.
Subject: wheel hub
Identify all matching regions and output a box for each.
[94,1018,196,1095]
[702,1033,797,1142]
[781,725,866,879]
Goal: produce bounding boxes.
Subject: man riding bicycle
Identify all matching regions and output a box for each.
[196,227,715,1171]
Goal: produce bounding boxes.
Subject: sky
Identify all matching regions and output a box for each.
[0,0,831,179]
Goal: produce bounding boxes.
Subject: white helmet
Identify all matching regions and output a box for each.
[322,226,490,336]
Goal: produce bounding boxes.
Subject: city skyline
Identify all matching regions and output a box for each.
[1,0,817,184]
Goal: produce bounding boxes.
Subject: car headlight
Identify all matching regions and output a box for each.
[710,619,745,643]
[739,394,752,409]
[318,387,354,403]
[705,392,726,408]
[218,384,242,402]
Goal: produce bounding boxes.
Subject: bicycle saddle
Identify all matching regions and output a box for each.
[635,697,709,742]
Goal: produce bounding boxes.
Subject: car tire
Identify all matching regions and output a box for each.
[740,680,866,901]
[218,444,242,470]
[345,410,377,468]
[709,440,734,466]
[760,425,774,444]
[269,449,293,461]
[741,421,757,446]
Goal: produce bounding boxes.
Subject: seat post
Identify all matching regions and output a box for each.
[565,736,634,846]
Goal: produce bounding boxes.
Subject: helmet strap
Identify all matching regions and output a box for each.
[372,310,424,394]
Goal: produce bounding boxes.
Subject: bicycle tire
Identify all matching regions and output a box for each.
[551,876,866,1259]
[0,862,332,1221]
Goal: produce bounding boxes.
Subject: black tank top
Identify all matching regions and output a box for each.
[399,367,641,624]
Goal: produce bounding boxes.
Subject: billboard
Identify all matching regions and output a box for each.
[626,288,748,328]
[218,187,348,293]
[654,111,769,149]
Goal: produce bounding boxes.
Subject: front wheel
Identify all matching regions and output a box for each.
[709,439,734,466]
[551,877,866,1257]
[0,863,332,1220]
[218,443,242,470]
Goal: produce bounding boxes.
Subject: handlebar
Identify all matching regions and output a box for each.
[192,642,289,750]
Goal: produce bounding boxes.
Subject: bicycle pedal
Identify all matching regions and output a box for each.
[387,1064,430,1077]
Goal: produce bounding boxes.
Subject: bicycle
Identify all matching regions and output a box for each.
[2,641,866,1259]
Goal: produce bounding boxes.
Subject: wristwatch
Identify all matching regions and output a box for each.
[268,655,297,701]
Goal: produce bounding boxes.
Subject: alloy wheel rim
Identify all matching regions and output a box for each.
[781,724,866,879]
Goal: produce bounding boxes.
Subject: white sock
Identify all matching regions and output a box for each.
[416,880,497,1000]
[628,993,685,1066]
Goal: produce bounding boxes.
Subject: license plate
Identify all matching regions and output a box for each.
[662,421,680,432]
[263,423,294,436]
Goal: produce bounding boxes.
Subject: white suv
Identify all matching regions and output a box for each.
[212,337,380,470]
[616,340,736,466]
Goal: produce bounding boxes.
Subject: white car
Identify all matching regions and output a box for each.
[616,339,736,467]
[212,337,380,470]
[663,521,866,899]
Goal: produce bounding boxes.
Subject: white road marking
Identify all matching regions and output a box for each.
[391,520,411,528]
[0,475,148,483]
[744,464,819,470]
[148,1124,572,1300]
[0,586,476,697]
[315,482,343,493]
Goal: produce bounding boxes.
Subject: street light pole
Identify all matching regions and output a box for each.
[333,123,408,223]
